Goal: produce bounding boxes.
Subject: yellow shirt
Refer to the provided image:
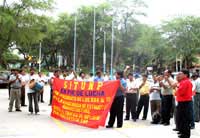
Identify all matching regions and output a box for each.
[139,82,150,95]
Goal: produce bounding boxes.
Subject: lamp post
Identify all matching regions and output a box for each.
[103,31,106,73]
[92,7,96,75]
[73,14,77,71]
[38,42,42,72]
[110,18,114,79]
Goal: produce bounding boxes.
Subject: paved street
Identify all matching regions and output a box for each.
[0,86,200,138]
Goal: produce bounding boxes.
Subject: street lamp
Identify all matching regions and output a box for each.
[103,31,106,73]
[110,18,114,79]
[73,14,77,71]
[38,42,42,72]
[92,7,96,75]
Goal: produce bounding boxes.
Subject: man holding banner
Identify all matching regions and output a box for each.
[106,71,127,128]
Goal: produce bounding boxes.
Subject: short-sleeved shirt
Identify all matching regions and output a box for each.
[115,78,127,97]
[94,77,104,82]
[139,81,150,95]
[195,78,200,93]
[150,81,161,101]
[126,79,139,94]
[27,74,39,93]
[161,77,175,95]
[9,74,21,89]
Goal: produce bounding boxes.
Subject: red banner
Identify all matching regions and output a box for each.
[51,78,120,128]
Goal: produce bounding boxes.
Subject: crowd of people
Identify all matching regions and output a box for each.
[1,66,200,138]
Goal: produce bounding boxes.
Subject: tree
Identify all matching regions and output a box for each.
[0,0,54,68]
[162,16,200,69]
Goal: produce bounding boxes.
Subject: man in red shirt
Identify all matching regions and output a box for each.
[175,69,193,138]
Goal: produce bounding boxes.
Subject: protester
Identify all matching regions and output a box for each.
[49,70,60,106]
[38,72,45,103]
[160,70,175,125]
[150,75,161,124]
[20,69,29,106]
[94,71,104,82]
[77,72,86,81]
[136,74,150,120]
[27,68,39,114]
[124,73,139,122]
[106,71,127,128]
[175,70,193,138]
[8,69,22,112]
[193,73,200,122]
[8,69,15,99]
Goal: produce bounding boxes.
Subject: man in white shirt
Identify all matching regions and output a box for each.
[160,70,175,126]
[27,68,39,115]
[125,73,139,121]
[20,69,29,106]
[38,72,45,103]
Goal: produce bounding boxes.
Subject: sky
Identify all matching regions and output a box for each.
[54,0,200,25]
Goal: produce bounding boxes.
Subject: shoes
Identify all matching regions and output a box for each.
[124,118,129,121]
[190,126,195,129]
[106,125,113,128]
[142,118,146,120]
[173,128,179,131]
[117,126,122,128]
[48,104,52,106]
[163,122,170,126]
[41,101,45,103]
[8,110,12,112]
[133,119,137,122]
[35,112,39,115]
[16,109,22,112]
[151,121,157,124]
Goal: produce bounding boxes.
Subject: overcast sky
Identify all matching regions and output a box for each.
[54,0,200,25]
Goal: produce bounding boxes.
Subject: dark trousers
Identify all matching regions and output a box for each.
[28,92,39,113]
[49,88,53,105]
[38,89,44,102]
[161,95,173,123]
[125,93,137,119]
[189,101,195,128]
[108,96,124,127]
[177,101,192,138]
[136,95,149,119]
[150,100,161,115]
[20,86,26,105]
[194,93,200,122]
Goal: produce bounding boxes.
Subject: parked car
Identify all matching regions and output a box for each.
[0,71,10,88]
